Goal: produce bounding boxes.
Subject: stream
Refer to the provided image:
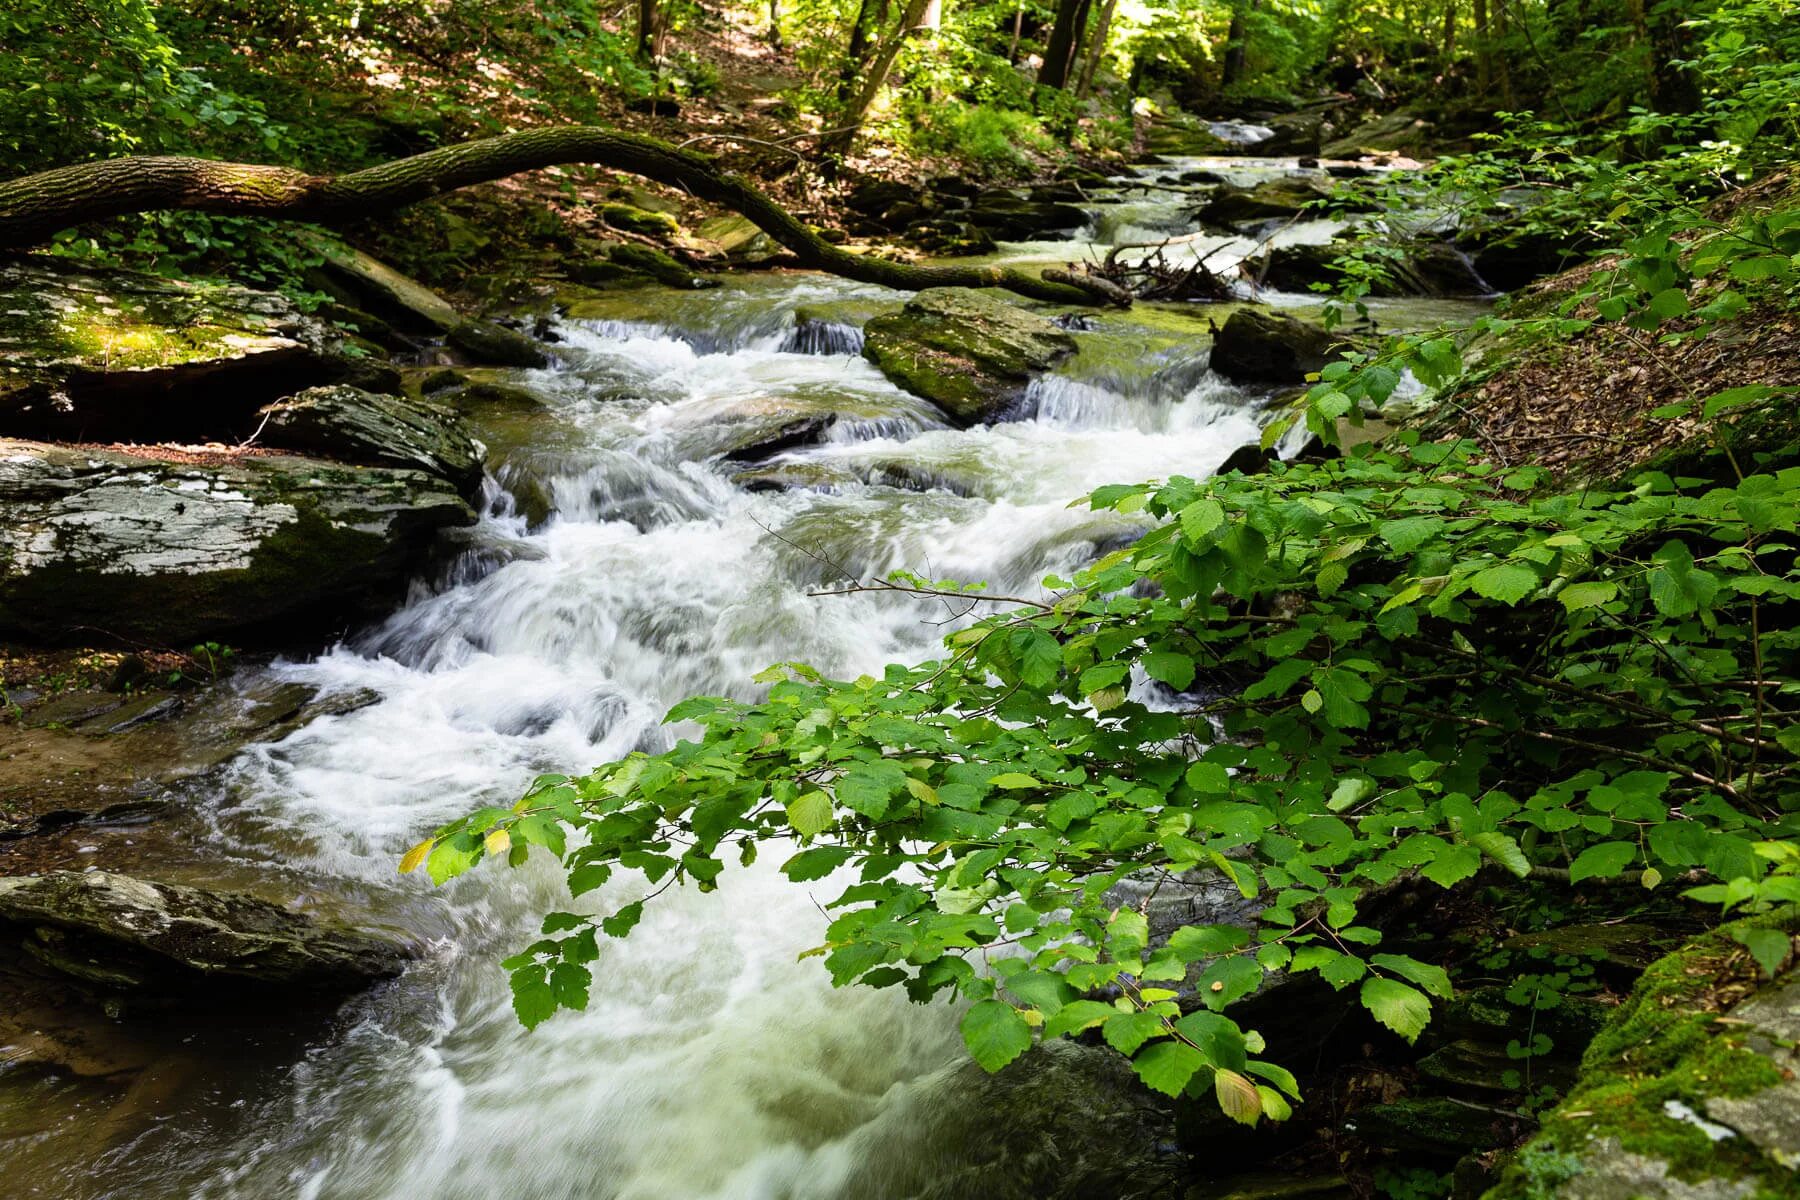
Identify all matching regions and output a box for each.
[4,155,1484,1199]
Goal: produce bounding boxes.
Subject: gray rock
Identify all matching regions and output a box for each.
[965,192,1090,241]
[1321,108,1437,160]
[1209,309,1346,382]
[0,438,474,642]
[257,385,484,497]
[0,871,407,996]
[0,256,344,442]
[1250,240,1491,298]
[1197,177,1336,227]
[862,288,1077,425]
[446,319,551,368]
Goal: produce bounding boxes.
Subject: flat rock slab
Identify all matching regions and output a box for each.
[0,256,339,441]
[0,438,474,642]
[0,870,408,996]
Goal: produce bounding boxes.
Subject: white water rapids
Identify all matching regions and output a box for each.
[16,157,1483,1199]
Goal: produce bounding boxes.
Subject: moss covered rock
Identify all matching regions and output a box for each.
[0,256,342,441]
[1197,177,1337,228]
[0,438,474,643]
[1485,911,1800,1200]
[0,870,407,996]
[862,287,1077,424]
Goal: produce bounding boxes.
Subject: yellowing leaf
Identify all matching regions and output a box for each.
[1214,1068,1263,1125]
[484,828,512,856]
[399,837,434,875]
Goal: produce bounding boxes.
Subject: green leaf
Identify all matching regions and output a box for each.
[1371,954,1453,999]
[1134,1040,1205,1098]
[1731,927,1792,979]
[783,846,853,881]
[1470,563,1539,605]
[1142,651,1197,691]
[1559,580,1617,612]
[1421,842,1482,887]
[1470,832,1531,879]
[1378,516,1444,554]
[510,968,558,1029]
[962,1001,1032,1072]
[988,772,1040,790]
[600,901,644,938]
[1016,630,1062,688]
[1179,498,1226,542]
[1568,841,1637,883]
[1043,999,1119,1039]
[1103,1011,1165,1055]
[1361,977,1431,1043]
[836,761,905,819]
[785,791,833,839]
[1168,923,1252,961]
[1198,956,1264,1011]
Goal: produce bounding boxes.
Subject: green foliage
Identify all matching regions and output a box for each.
[413,285,1800,1118]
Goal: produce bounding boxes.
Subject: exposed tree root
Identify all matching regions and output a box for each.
[0,127,1125,307]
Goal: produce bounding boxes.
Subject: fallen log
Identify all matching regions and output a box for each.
[0,127,1124,307]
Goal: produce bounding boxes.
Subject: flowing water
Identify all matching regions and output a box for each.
[2,158,1483,1199]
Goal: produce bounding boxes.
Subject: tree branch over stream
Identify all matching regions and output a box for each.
[0,127,1124,306]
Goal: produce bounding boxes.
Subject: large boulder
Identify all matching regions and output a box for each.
[0,870,407,997]
[1197,176,1336,227]
[862,288,1077,424]
[256,385,484,498]
[0,256,345,442]
[1487,911,1800,1199]
[1210,309,1346,382]
[965,191,1090,241]
[0,438,474,642]
[1250,239,1491,297]
[1321,108,1436,160]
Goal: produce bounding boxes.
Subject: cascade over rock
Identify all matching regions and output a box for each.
[861,287,1077,424]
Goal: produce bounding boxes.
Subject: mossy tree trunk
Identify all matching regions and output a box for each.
[0,128,1122,306]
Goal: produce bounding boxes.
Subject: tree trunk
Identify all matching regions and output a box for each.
[636,0,663,61]
[1441,0,1456,63]
[1037,0,1086,90]
[824,0,935,158]
[1221,0,1256,89]
[1006,2,1025,64]
[0,133,1125,307]
[1472,0,1491,94]
[769,0,784,51]
[1076,0,1117,98]
[836,0,889,106]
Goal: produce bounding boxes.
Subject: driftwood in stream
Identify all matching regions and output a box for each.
[0,127,1124,307]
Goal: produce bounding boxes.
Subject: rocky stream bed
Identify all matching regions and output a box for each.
[2,148,1794,1200]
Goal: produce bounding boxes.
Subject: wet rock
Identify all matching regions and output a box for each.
[1486,912,1800,1200]
[862,288,1077,424]
[1457,221,1586,293]
[845,179,920,218]
[1346,1096,1530,1156]
[0,871,408,996]
[0,256,344,443]
[719,414,834,463]
[1249,240,1491,297]
[445,319,550,368]
[965,191,1090,241]
[833,1039,1184,1200]
[256,385,484,497]
[691,214,779,264]
[607,243,718,289]
[1321,108,1437,160]
[1209,309,1346,382]
[1196,177,1335,227]
[1260,112,1325,156]
[1504,922,1680,975]
[1143,117,1237,157]
[904,219,998,257]
[0,438,474,643]
[1415,1038,1577,1094]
